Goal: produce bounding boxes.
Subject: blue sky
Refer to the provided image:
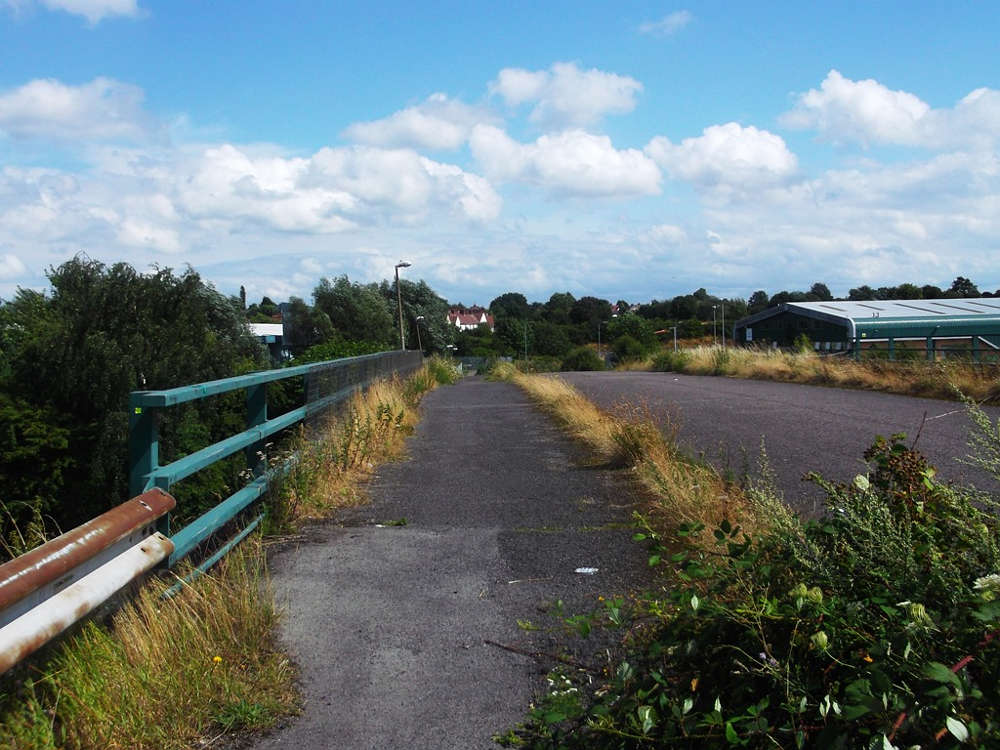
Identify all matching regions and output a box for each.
[1,1,998,306]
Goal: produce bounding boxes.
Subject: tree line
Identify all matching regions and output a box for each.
[1,256,991,545]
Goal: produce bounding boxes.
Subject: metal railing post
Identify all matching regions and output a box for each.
[246,384,268,476]
[128,392,158,499]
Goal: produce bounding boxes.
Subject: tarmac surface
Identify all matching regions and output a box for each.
[251,377,653,750]
[561,371,1000,517]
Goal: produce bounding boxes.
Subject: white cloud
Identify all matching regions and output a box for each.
[638,10,693,36]
[0,253,26,279]
[470,125,661,197]
[490,62,642,128]
[341,93,498,150]
[642,224,687,244]
[646,123,798,188]
[300,257,323,274]
[4,0,140,24]
[0,77,153,141]
[781,70,1000,149]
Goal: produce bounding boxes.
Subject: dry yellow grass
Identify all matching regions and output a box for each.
[1,541,296,750]
[0,361,457,749]
[272,362,455,524]
[651,345,1000,402]
[495,362,766,538]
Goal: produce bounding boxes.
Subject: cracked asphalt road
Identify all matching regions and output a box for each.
[251,378,653,750]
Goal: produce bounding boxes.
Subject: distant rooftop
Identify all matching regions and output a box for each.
[787,299,1000,320]
[248,323,284,337]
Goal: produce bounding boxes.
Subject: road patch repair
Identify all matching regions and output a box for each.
[252,377,653,749]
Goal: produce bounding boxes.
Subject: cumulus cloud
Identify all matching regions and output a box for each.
[638,10,693,36]
[781,70,1000,149]
[0,253,27,279]
[490,62,642,128]
[646,123,798,188]
[4,0,141,24]
[0,77,154,141]
[341,93,498,150]
[470,125,661,197]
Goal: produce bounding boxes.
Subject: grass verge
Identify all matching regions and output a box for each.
[0,357,460,749]
[646,346,1000,402]
[494,362,1000,748]
[490,361,769,535]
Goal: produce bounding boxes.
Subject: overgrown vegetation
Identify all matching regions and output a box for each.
[649,345,1000,403]
[0,541,294,750]
[0,359,459,748]
[266,357,459,527]
[496,366,1000,748]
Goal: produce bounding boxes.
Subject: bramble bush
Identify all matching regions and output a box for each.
[505,411,1000,748]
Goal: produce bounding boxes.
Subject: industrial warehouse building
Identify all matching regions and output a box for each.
[733,299,1000,361]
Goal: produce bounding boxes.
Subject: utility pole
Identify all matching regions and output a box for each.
[721,304,726,350]
[712,305,718,347]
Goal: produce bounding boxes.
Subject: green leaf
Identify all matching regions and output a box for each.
[946,716,969,742]
[923,661,960,686]
[648,554,661,567]
[725,721,739,744]
[690,594,700,611]
[842,704,871,720]
[637,705,657,734]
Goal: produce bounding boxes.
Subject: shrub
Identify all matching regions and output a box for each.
[651,350,690,372]
[612,335,645,362]
[561,347,605,372]
[510,433,1000,748]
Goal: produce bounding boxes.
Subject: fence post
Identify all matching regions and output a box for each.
[246,384,267,476]
[128,392,158,499]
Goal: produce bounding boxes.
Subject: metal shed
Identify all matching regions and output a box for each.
[733,299,1000,361]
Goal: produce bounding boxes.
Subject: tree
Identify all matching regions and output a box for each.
[948,277,980,298]
[808,283,833,301]
[607,314,658,354]
[747,290,770,314]
[921,284,944,299]
[282,296,334,353]
[489,292,529,320]
[531,321,572,357]
[313,275,394,346]
[848,285,876,301]
[544,292,575,325]
[1,257,265,526]
[377,278,452,352]
[570,296,612,327]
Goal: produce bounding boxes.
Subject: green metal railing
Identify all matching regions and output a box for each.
[128,350,423,569]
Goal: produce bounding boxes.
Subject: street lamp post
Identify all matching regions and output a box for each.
[394,261,411,350]
[712,305,718,347]
[721,304,726,350]
[415,315,424,353]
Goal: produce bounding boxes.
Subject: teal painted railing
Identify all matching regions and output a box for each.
[128,350,423,569]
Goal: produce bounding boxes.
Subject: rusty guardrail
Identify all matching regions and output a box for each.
[0,489,175,673]
[0,350,425,675]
